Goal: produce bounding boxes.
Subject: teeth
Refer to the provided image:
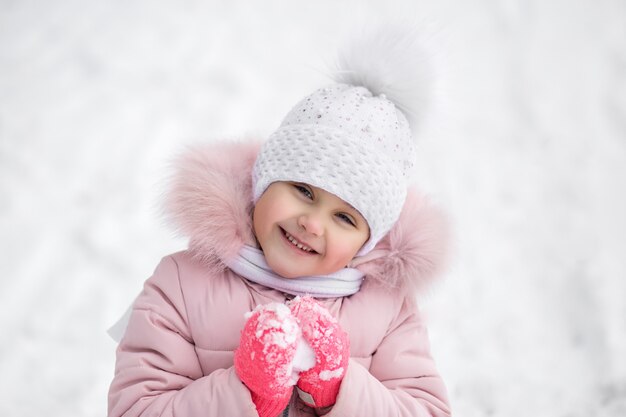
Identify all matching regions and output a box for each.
[285,231,313,252]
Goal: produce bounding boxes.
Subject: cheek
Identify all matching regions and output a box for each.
[326,234,366,268]
[252,201,273,241]
[253,195,286,240]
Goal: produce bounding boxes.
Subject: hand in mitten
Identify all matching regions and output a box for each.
[234,303,301,417]
[288,296,350,408]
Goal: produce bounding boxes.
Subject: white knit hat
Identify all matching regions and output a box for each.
[253,24,433,255]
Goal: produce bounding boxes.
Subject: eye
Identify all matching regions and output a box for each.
[335,212,356,227]
[293,184,313,200]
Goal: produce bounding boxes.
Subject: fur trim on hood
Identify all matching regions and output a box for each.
[163,140,449,295]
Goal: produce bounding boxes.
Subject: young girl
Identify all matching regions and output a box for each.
[108,25,451,417]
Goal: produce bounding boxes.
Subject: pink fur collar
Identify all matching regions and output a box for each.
[163,140,449,295]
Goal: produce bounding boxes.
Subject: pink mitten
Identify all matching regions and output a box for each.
[234,303,300,417]
[288,296,350,408]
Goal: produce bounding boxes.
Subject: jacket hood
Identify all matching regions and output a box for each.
[163,140,449,295]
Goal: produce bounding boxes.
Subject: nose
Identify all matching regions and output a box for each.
[298,212,324,236]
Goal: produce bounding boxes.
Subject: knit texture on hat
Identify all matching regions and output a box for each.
[253,83,416,255]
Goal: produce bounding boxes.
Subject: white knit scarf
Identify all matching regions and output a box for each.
[225,245,364,298]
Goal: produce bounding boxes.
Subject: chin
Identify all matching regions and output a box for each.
[266,259,301,279]
[274,269,303,279]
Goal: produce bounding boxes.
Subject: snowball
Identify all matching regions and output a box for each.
[288,335,316,385]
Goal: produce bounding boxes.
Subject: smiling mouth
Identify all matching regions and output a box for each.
[281,228,317,254]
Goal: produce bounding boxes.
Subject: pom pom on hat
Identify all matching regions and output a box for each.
[253,23,434,256]
[331,23,434,129]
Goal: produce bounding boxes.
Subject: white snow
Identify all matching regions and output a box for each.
[319,368,344,381]
[1,1,625,417]
[254,303,299,348]
[289,336,316,386]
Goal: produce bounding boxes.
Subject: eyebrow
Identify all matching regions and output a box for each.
[342,202,365,223]
[306,183,365,221]
[344,203,360,215]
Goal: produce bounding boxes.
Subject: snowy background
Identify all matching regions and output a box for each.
[1,0,625,416]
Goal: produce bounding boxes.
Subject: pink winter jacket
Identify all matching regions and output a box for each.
[108,141,452,417]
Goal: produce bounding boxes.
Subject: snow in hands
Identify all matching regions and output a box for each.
[287,296,351,408]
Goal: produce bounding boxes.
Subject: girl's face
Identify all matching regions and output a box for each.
[253,181,370,278]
